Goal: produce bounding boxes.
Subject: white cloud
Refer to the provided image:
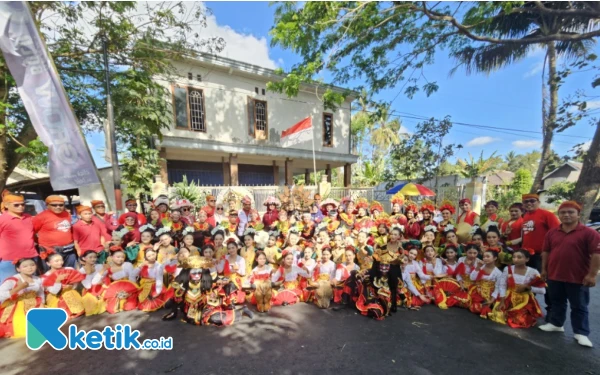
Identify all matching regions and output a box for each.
[42,2,278,69]
[512,140,542,149]
[524,61,544,78]
[586,100,600,110]
[466,136,500,146]
[200,10,278,69]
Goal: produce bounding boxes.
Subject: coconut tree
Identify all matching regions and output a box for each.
[369,106,405,158]
[449,1,598,193]
[457,151,500,182]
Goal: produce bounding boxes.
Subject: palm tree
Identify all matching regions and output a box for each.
[457,151,500,182]
[450,1,598,192]
[369,106,405,157]
[354,158,386,187]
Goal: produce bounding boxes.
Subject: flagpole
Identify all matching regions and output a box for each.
[310,115,317,186]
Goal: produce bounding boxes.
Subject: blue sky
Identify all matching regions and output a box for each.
[88,1,599,168]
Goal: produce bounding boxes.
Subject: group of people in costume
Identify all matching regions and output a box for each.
[0,191,548,338]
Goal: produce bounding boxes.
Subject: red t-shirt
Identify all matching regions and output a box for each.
[0,213,37,261]
[501,217,523,242]
[73,219,104,253]
[543,224,600,284]
[32,210,74,248]
[521,209,560,254]
[92,216,111,241]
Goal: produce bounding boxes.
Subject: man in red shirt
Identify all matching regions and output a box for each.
[540,201,600,348]
[73,205,105,256]
[521,193,560,271]
[0,193,38,283]
[33,195,76,268]
[118,199,147,226]
[202,195,217,227]
[91,199,118,239]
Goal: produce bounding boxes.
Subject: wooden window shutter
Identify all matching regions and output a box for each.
[247,96,255,137]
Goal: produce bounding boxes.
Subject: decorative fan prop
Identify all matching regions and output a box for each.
[278,186,314,211]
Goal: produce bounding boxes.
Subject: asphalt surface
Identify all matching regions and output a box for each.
[1,287,599,375]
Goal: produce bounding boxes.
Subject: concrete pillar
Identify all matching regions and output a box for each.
[272,161,279,186]
[305,169,310,185]
[222,157,230,186]
[465,181,484,214]
[158,148,168,185]
[285,158,294,186]
[344,163,352,187]
[326,164,332,183]
[229,154,238,186]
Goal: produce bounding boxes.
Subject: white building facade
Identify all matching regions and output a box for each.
[154,54,358,187]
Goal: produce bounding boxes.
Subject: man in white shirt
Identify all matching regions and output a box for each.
[237,196,253,237]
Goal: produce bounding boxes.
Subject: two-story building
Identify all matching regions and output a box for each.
[154,54,358,187]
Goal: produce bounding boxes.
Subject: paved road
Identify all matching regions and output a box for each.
[1,287,599,375]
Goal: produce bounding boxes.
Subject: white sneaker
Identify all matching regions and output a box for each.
[538,323,565,332]
[574,334,593,348]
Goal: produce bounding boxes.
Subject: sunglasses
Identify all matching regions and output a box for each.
[209,200,216,202]
[49,204,65,208]
[523,199,537,204]
[181,208,190,212]
[11,203,25,207]
[216,207,224,211]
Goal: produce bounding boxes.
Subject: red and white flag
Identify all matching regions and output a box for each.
[281,117,312,147]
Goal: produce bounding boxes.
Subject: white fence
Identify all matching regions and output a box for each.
[167,185,465,214]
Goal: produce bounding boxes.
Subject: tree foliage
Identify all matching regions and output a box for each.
[546,180,576,204]
[457,151,500,181]
[0,1,225,193]
[385,117,461,188]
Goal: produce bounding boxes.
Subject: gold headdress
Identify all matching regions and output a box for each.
[185,255,214,270]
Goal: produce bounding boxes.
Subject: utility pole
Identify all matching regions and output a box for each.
[102,38,123,213]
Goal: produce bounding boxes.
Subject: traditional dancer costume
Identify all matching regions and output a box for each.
[42,267,85,320]
[490,265,545,328]
[0,274,44,338]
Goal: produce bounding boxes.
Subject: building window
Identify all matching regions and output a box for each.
[188,89,206,131]
[247,97,268,140]
[323,113,333,147]
[172,85,206,132]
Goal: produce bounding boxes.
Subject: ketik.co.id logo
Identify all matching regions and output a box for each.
[26,308,173,350]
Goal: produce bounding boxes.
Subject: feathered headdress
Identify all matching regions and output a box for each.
[404,201,418,213]
[243,228,257,237]
[420,199,435,213]
[391,223,405,233]
[444,224,456,233]
[369,201,384,214]
[355,197,369,210]
[268,230,280,238]
[211,225,226,236]
[439,199,456,215]
[470,225,482,235]
[254,231,269,250]
[156,226,172,237]
[139,224,156,234]
[113,227,129,239]
[390,192,405,205]
[423,225,437,233]
[182,227,195,237]
[359,227,372,235]
[374,214,391,228]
